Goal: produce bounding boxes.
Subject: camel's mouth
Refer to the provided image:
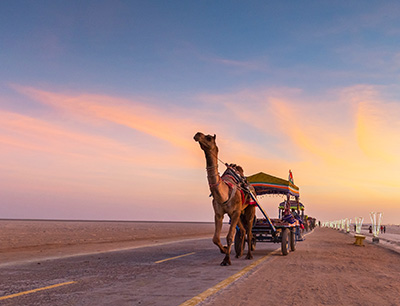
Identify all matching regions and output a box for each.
[193,132,203,142]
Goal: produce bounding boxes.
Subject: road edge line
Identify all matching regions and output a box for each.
[179,249,280,306]
[0,281,77,301]
[155,252,196,264]
[180,228,316,306]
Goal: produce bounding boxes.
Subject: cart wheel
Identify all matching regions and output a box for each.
[281,228,289,256]
[234,229,245,256]
[290,229,296,251]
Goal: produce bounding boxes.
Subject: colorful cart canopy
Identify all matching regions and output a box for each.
[279,200,304,211]
[246,172,300,197]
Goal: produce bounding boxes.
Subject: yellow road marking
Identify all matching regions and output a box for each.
[0,281,77,301]
[180,229,316,305]
[179,249,280,306]
[155,252,196,264]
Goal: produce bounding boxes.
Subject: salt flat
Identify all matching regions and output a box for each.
[0,220,228,265]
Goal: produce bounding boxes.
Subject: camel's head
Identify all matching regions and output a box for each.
[193,132,218,153]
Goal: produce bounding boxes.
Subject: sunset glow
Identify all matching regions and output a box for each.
[1,2,400,223]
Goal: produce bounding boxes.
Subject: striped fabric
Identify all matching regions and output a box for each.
[246,172,300,197]
[278,200,305,211]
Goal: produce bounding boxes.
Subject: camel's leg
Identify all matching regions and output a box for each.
[212,213,226,254]
[235,216,246,258]
[221,210,241,266]
[244,206,256,260]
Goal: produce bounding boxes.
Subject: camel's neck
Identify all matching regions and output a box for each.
[203,150,229,203]
[205,151,219,185]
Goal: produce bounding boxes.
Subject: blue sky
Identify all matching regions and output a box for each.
[1,1,400,223]
[3,1,399,96]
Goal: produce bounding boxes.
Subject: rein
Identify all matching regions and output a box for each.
[206,158,250,206]
[199,141,255,206]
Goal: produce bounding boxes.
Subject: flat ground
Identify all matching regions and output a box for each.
[202,227,400,306]
[0,220,226,265]
[1,221,399,306]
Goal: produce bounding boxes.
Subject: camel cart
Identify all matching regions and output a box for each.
[235,171,302,256]
[279,200,305,241]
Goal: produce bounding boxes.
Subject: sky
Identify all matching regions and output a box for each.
[1,1,400,224]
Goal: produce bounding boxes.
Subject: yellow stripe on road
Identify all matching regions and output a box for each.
[0,281,77,301]
[179,229,316,305]
[179,248,280,306]
[155,252,196,264]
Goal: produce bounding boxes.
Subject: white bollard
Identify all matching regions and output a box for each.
[370,212,383,243]
[355,217,363,234]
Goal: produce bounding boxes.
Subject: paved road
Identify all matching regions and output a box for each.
[0,237,282,305]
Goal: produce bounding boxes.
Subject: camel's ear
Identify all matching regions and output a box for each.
[213,134,216,140]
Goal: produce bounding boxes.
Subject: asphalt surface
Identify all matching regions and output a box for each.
[0,237,283,305]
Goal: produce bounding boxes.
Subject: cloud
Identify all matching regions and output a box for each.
[355,100,400,164]
[13,85,199,151]
[2,84,400,222]
[200,85,400,207]
[210,56,267,71]
[0,106,207,205]
[0,109,158,165]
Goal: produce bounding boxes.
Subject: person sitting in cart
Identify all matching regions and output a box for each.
[281,200,297,224]
[292,209,304,230]
[291,209,305,241]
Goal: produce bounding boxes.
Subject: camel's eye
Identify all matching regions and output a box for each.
[206,135,212,141]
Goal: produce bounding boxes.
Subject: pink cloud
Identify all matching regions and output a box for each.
[13,85,203,152]
[3,84,400,222]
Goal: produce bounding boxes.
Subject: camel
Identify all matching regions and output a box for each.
[194,132,256,266]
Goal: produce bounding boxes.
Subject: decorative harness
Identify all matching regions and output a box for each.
[210,166,256,206]
[220,168,239,205]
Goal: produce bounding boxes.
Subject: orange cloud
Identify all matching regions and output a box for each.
[199,86,400,223]
[3,84,400,222]
[0,108,207,198]
[355,101,400,163]
[0,109,142,163]
[13,85,200,152]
